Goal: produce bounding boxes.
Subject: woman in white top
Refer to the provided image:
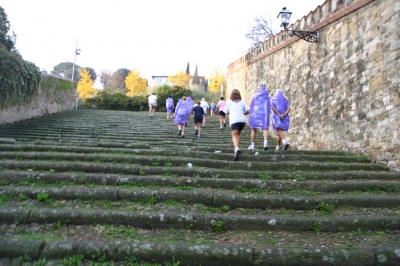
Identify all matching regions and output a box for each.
[223,89,249,161]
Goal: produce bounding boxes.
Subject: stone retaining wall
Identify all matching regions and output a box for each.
[226,0,400,171]
[0,73,77,125]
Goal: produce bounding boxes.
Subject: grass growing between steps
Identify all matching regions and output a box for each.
[16,253,181,266]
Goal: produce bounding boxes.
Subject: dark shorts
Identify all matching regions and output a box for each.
[219,111,226,117]
[231,122,246,131]
[194,117,203,124]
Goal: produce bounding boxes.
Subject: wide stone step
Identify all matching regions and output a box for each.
[1,207,399,232]
[0,159,388,178]
[2,186,399,210]
[2,240,399,266]
[0,145,371,163]
[2,170,400,192]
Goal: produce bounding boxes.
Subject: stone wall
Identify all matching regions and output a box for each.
[226,0,400,171]
[0,74,77,125]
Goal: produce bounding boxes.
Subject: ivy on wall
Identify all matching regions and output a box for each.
[0,46,41,107]
[40,76,76,91]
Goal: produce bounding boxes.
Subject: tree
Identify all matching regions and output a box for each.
[0,6,16,51]
[192,65,199,85]
[168,70,190,87]
[208,68,226,93]
[245,15,275,51]
[185,62,190,75]
[77,69,96,99]
[84,67,97,82]
[109,68,130,92]
[52,63,96,82]
[100,70,112,89]
[52,62,81,81]
[125,67,147,97]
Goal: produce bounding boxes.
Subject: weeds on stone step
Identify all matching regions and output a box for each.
[316,202,335,214]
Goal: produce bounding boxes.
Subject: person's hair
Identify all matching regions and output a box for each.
[197,101,201,105]
[182,96,187,101]
[220,97,224,100]
[230,89,242,101]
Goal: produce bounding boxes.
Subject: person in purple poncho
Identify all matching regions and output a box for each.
[174,96,190,138]
[271,89,291,150]
[185,96,194,127]
[248,84,270,151]
[165,96,174,119]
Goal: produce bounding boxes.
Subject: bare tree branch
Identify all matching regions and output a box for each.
[245,15,275,52]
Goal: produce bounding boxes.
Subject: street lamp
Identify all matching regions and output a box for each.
[277,7,320,43]
[71,39,81,83]
[71,39,81,110]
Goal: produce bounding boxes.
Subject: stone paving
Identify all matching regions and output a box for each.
[0,109,399,265]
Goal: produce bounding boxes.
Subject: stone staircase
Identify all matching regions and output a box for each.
[0,109,399,265]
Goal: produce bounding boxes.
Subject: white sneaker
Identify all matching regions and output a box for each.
[276,146,280,150]
[283,143,290,150]
[248,145,254,150]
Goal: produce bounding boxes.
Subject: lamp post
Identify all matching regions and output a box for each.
[71,39,81,110]
[71,39,81,83]
[277,7,320,43]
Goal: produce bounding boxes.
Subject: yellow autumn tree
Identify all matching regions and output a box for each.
[77,69,96,99]
[168,70,190,87]
[125,67,148,96]
[208,68,226,93]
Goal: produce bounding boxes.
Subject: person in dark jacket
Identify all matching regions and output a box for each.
[192,101,205,138]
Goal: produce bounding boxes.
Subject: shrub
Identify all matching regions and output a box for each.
[0,46,41,107]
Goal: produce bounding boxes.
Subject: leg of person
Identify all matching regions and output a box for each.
[149,104,152,117]
[280,130,289,150]
[277,129,289,150]
[248,128,256,150]
[231,130,241,161]
[198,123,201,138]
[232,122,245,161]
[276,129,282,149]
[263,129,269,150]
[181,124,185,138]
[202,115,206,128]
[194,123,199,136]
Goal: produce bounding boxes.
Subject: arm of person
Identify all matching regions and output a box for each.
[271,105,279,115]
[223,103,229,115]
[283,106,291,116]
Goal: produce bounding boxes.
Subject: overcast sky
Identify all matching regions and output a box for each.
[2,0,325,88]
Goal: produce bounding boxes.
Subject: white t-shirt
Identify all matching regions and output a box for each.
[148,95,157,105]
[224,100,249,125]
[200,100,209,113]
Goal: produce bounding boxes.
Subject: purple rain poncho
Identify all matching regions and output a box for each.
[174,99,190,124]
[166,97,174,113]
[186,96,194,113]
[271,89,290,131]
[248,85,270,130]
